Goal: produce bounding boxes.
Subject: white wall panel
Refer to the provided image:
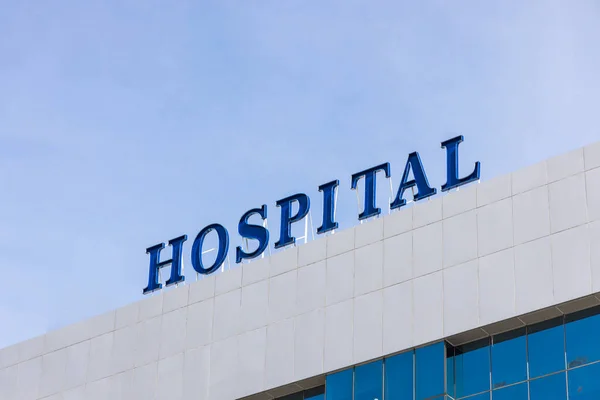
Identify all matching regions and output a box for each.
[382,281,413,355]
[412,271,443,346]
[413,222,442,277]
[353,291,383,364]
[324,299,353,372]
[268,270,298,323]
[547,148,584,183]
[215,266,242,296]
[265,319,294,390]
[354,241,383,297]
[512,161,548,195]
[477,198,513,257]
[297,238,326,268]
[237,327,267,398]
[551,224,591,303]
[182,346,210,400]
[413,196,442,228]
[186,299,214,350]
[354,217,383,248]
[549,173,588,233]
[156,353,184,400]
[478,249,515,325]
[584,141,600,170]
[443,260,479,337]
[294,309,325,381]
[383,207,412,238]
[326,227,355,258]
[443,210,478,269]
[514,237,554,315]
[325,252,354,306]
[383,232,412,287]
[512,186,550,245]
[443,184,476,218]
[476,173,511,207]
[296,261,326,316]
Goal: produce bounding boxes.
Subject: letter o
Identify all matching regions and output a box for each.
[191,223,230,275]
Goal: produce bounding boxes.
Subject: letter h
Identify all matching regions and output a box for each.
[143,235,187,294]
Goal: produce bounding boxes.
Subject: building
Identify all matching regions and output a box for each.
[2,141,600,400]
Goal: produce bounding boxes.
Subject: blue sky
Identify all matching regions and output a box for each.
[1,1,599,348]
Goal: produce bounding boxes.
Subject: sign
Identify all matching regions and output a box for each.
[143,135,480,294]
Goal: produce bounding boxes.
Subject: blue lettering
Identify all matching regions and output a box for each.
[191,224,229,274]
[317,180,339,234]
[275,193,310,248]
[351,163,390,220]
[142,136,482,294]
[236,205,269,263]
[390,152,436,209]
[441,135,481,191]
[143,235,187,294]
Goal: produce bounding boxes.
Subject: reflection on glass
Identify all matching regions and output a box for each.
[326,369,352,400]
[492,382,527,400]
[566,309,600,368]
[321,307,600,400]
[492,329,527,389]
[447,345,455,399]
[355,360,382,400]
[461,393,490,400]
[568,362,600,399]
[450,338,490,398]
[529,372,567,400]
[385,351,413,400]
[528,318,565,378]
[416,342,445,400]
[305,386,325,400]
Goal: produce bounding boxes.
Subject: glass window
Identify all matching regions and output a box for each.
[491,329,527,389]
[449,338,490,398]
[566,308,600,368]
[326,369,353,400]
[446,345,454,398]
[529,372,567,400]
[354,360,382,400]
[460,393,490,400]
[527,318,565,378]
[305,386,325,400]
[416,342,445,400]
[492,382,527,400]
[385,351,413,400]
[568,362,600,399]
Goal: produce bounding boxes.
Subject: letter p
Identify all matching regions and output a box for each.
[143,235,187,295]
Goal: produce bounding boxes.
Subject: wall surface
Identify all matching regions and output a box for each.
[2,141,600,400]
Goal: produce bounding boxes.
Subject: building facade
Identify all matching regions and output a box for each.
[2,141,600,399]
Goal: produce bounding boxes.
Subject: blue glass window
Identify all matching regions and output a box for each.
[568,362,600,399]
[566,308,600,368]
[461,393,490,400]
[326,369,352,400]
[384,351,413,400]
[416,342,445,399]
[354,360,382,400]
[449,338,490,398]
[491,329,527,389]
[527,318,565,378]
[305,386,325,400]
[492,382,527,400]
[446,346,454,398]
[530,372,567,400]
